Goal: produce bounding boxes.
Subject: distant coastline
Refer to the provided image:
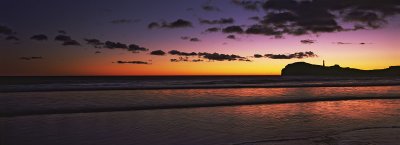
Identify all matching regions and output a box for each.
[282,62,400,76]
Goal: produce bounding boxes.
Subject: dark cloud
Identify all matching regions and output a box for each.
[54,35,80,46]
[192,59,204,62]
[180,36,200,42]
[300,39,316,44]
[148,19,193,29]
[110,19,132,24]
[190,38,201,42]
[202,5,220,12]
[58,30,66,34]
[0,25,13,35]
[62,40,81,46]
[54,35,72,41]
[249,16,261,21]
[150,50,166,56]
[5,36,19,41]
[89,40,148,53]
[167,50,252,62]
[164,19,193,28]
[84,39,104,48]
[232,0,263,11]
[170,57,204,63]
[198,52,250,61]
[253,54,263,58]
[248,0,400,37]
[199,18,234,25]
[332,42,371,45]
[95,51,101,54]
[104,41,127,49]
[205,27,220,32]
[52,34,82,46]
[128,44,149,52]
[227,35,236,39]
[334,42,352,45]
[170,57,189,62]
[147,22,160,29]
[343,11,385,29]
[30,34,48,41]
[245,24,283,36]
[264,51,318,59]
[20,56,43,60]
[116,61,149,64]
[180,36,190,40]
[168,50,197,56]
[222,25,244,33]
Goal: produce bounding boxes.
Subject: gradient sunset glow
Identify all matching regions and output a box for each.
[1,0,399,76]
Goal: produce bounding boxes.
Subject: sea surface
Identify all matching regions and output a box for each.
[1,76,400,145]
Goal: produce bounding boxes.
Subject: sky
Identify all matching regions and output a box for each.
[1,0,399,76]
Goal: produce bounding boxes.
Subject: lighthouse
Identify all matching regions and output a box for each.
[323,60,325,67]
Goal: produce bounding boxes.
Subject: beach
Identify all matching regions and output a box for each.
[2,99,400,145]
[1,79,400,145]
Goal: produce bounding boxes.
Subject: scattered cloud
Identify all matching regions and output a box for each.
[199,18,234,25]
[170,57,204,62]
[116,60,150,64]
[253,54,263,58]
[332,42,372,45]
[95,51,101,54]
[222,25,244,33]
[20,56,43,60]
[343,11,386,29]
[199,52,250,61]
[150,50,166,56]
[84,39,104,48]
[104,41,127,49]
[54,35,72,41]
[170,57,189,62]
[168,51,251,62]
[232,0,263,11]
[147,22,160,29]
[190,38,201,42]
[128,44,149,52]
[0,25,13,35]
[5,36,19,41]
[168,50,197,56]
[334,42,352,45]
[264,51,318,59]
[242,0,400,38]
[180,36,190,40]
[30,34,48,41]
[227,35,237,40]
[245,24,283,37]
[300,39,316,44]
[181,36,201,42]
[148,19,193,29]
[54,35,80,46]
[202,5,220,12]
[62,40,81,46]
[249,16,261,21]
[87,40,148,53]
[205,27,220,32]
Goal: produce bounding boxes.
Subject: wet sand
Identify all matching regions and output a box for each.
[2,99,400,145]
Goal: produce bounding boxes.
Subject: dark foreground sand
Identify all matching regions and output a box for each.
[1,99,400,145]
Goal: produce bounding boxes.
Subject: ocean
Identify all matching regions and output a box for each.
[1,76,400,145]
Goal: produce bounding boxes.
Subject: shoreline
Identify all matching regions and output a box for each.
[2,83,400,93]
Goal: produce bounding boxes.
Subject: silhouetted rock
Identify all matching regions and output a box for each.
[282,62,400,76]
